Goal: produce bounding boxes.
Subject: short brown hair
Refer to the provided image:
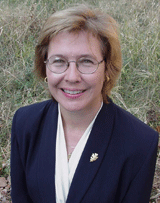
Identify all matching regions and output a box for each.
[35,4,122,103]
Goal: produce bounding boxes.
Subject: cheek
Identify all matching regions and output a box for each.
[97,70,105,86]
[100,68,106,87]
[96,72,105,92]
[46,75,58,92]
[46,69,63,86]
[46,67,53,79]
[47,72,54,86]
[89,74,104,92]
[47,76,59,88]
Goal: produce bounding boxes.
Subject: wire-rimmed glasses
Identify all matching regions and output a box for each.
[44,55,104,74]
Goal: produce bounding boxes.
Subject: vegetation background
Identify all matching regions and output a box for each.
[0,0,159,202]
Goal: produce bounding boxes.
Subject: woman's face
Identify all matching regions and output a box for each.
[46,31,105,113]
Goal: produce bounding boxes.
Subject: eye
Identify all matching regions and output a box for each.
[53,59,65,64]
[49,57,66,66]
[78,58,95,66]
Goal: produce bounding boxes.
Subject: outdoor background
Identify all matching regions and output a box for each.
[0,0,159,202]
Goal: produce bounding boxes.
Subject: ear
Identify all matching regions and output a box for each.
[105,72,110,82]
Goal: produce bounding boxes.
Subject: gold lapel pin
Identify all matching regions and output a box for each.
[90,153,98,162]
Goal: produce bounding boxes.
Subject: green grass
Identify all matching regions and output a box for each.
[0,0,159,201]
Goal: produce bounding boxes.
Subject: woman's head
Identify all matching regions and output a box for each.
[35,4,122,103]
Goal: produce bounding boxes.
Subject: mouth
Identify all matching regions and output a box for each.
[61,89,85,95]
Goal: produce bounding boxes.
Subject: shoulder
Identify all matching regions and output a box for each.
[12,99,58,132]
[14,99,56,117]
[112,101,158,136]
[103,101,159,155]
[101,101,159,179]
[104,100,158,136]
[15,99,54,115]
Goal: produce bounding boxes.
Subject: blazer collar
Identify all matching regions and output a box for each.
[66,101,115,203]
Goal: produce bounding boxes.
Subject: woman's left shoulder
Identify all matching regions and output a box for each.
[105,101,159,151]
[101,101,159,173]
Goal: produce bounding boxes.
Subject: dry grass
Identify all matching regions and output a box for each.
[0,0,159,202]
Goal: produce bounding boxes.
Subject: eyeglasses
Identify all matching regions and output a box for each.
[44,55,104,74]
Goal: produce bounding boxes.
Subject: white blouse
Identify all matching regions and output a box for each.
[55,104,103,203]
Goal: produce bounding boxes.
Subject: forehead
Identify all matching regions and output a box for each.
[48,31,102,59]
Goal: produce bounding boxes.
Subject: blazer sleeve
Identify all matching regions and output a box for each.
[11,110,33,203]
[122,132,159,203]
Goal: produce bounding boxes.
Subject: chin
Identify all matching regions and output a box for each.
[59,101,88,113]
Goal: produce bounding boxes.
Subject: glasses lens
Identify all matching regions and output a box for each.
[47,56,67,73]
[77,58,97,74]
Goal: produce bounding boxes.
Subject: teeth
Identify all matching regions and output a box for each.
[63,89,83,95]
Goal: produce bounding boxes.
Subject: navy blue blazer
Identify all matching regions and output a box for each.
[11,99,159,203]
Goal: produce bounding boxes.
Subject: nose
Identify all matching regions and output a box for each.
[64,61,81,83]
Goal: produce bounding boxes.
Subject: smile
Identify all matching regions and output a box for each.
[62,89,84,95]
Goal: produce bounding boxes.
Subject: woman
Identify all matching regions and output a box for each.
[11,4,158,203]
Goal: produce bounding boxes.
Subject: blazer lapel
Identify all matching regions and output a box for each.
[66,102,115,203]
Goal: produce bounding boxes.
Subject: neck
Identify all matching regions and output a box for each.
[59,99,103,157]
[60,100,102,132]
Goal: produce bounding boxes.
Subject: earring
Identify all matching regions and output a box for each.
[106,76,110,82]
[44,77,48,83]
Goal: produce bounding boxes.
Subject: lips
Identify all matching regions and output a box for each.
[62,89,85,95]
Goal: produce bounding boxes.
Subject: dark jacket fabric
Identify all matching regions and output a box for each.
[11,99,159,203]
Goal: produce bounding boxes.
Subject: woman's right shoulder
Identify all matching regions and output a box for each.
[12,99,57,129]
[16,99,53,113]
[15,99,53,115]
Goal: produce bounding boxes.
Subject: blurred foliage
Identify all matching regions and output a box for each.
[0,1,159,200]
